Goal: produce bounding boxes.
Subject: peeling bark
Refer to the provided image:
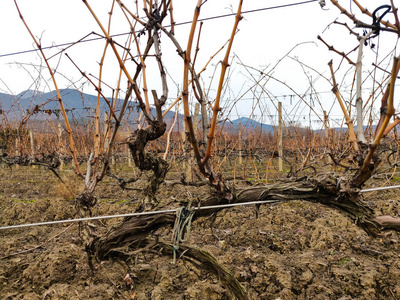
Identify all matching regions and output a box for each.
[89,172,398,263]
[126,120,169,204]
[374,215,400,231]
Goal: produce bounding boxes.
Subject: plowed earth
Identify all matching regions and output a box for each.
[1,166,400,299]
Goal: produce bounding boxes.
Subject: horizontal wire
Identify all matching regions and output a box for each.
[0,199,279,230]
[1,181,400,231]
[360,184,400,193]
[0,0,318,59]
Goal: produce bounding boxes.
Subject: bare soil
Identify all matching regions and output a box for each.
[1,165,400,299]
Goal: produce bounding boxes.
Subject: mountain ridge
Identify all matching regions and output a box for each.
[0,89,275,133]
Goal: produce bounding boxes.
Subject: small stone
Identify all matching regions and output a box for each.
[218,240,227,249]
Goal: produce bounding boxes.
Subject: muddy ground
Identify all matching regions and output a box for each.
[1,165,400,299]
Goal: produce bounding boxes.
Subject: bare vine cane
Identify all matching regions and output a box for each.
[13,0,83,177]
[352,57,400,187]
[328,60,360,152]
[330,0,399,34]
[157,23,229,147]
[179,0,244,200]
[182,0,206,167]
[201,0,243,168]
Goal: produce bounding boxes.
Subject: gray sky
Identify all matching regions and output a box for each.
[1,0,398,128]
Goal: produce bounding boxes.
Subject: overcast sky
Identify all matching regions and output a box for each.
[1,0,398,127]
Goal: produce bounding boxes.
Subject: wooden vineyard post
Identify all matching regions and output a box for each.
[111,155,116,171]
[15,137,19,169]
[127,142,132,167]
[29,130,35,167]
[180,117,189,180]
[15,138,19,157]
[278,102,283,172]
[311,129,315,148]
[238,121,242,165]
[58,123,64,170]
[323,110,329,143]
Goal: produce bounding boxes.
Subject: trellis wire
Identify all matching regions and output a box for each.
[0,199,279,230]
[1,184,400,231]
[360,184,400,193]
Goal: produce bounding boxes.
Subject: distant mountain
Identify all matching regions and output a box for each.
[224,116,275,134]
[1,89,139,120]
[0,89,276,133]
[0,92,15,111]
[17,90,44,99]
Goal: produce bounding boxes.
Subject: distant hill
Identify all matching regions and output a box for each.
[1,89,153,121]
[0,89,276,133]
[229,117,275,133]
[220,117,275,135]
[2,89,123,118]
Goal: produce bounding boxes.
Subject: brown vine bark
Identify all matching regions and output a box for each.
[89,171,400,264]
[126,120,169,206]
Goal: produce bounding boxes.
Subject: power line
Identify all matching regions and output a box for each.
[173,0,319,26]
[0,0,318,59]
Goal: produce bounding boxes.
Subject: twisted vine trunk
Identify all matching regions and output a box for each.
[126,120,169,208]
[87,170,400,298]
[88,172,390,261]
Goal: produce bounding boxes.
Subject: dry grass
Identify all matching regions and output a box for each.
[54,173,83,201]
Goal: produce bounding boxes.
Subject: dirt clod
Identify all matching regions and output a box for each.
[1,167,400,299]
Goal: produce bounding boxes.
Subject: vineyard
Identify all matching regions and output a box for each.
[2,0,400,299]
